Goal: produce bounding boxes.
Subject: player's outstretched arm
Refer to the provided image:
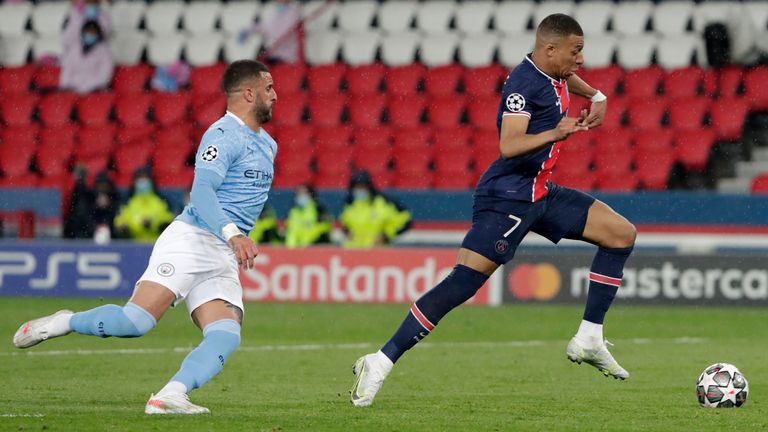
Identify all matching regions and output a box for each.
[567,74,607,129]
[499,115,587,158]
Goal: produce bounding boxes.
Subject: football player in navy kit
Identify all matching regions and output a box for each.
[350,14,636,406]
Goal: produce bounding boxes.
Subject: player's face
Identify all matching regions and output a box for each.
[551,34,584,79]
[251,72,277,124]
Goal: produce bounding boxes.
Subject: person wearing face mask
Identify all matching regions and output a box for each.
[284,184,332,248]
[59,0,114,94]
[114,167,174,242]
[340,170,411,248]
[247,203,283,245]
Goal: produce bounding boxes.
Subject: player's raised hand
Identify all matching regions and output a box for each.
[229,235,259,270]
[554,117,588,141]
[584,99,607,129]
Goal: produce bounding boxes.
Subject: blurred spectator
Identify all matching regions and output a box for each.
[59,0,114,94]
[92,171,118,244]
[63,165,94,239]
[340,170,412,248]
[239,0,302,64]
[151,61,191,92]
[284,184,332,248]
[248,203,283,245]
[114,167,174,242]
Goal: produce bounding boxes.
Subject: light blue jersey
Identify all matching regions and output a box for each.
[177,112,277,239]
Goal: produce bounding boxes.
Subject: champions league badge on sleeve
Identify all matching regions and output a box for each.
[201,145,219,162]
[505,93,526,112]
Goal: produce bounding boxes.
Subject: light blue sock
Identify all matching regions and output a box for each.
[69,302,156,338]
[171,319,241,392]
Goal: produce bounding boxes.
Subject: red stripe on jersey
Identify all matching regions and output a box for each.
[410,304,435,332]
[531,142,562,201]
[589,272,623,287]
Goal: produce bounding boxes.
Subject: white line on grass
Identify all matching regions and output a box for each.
[0,337,705,358]
[0,413,44,417]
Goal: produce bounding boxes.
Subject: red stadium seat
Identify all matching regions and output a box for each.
[716,67,743,99]
[354,148,392,177]
[153,91,190,126]
[314,152,351,188]
[743,66,768,110]
[0,65,35,96]
[189,63,227,97]
[557,132,593,176]
[701,68,718,97]
[662,66,703,99]
[623,66,663,99]
[433,126,472,153]
[33,65,61,90]
[424,64,464,97]
[0,173,39,187]
[0,137,36,176]
[353,126,392,153]
[471,129,500,175]
[153,143,190,176]
[38,127,75,177]
[463,64,506,97]
[635,149,674,190]
[668,97,709,131]
[307,63,347,95]
[76,124,116,159]
[269,63,306,95]
[467,95,500,130]
[551,169,596,191]
[709,97,749,141]
[38,92,77,127]
[112,64,153,94]
[308,94,347,127]
[600,95,628,129]
[393,127,432,154]
[594,149,633,177]
[386,64,426,97]
[674,129,716,171]
[315,125,353,153]
[433,173,474,190]
[155,167,194,188]
[751,174,768,194]
[274,151,313,188]
[274,125,314,154]
[634,128,674,154]
[115,92,152,126]
[114,141,153,187]
[387,95,426,128]
[1,125,38,150]
[0,94,38,127]
[76,92,114,126]
[434,148,471,176]
[392,171,433,189]
[155,123,194,152]
[593,128,633,155]
[596,171,639,192]
[394,151,431,176]
[346,63,386,95]
[580,65,623,97]
[271,93,307,127]
[191,94,226,127]
[626,99,667,130]
[348,94,386,127]
[117,123,155,146]
[426,95,467,128]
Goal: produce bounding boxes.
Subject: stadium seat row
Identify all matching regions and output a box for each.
[2,0,767,38]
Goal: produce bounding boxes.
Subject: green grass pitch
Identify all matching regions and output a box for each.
[1,298,766,431]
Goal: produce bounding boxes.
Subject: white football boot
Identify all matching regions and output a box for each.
[13,310,74,349]
[144,393,210,415]
[350,352,393,407]
[566,336,630,380]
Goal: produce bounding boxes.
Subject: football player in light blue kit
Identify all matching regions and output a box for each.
[13,60,278,415]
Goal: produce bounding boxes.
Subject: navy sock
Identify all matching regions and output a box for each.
[380,265,489,363]
[583,246,633,324]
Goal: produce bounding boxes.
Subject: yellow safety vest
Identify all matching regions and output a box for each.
[114,192,174,242]
[340,196,411,248]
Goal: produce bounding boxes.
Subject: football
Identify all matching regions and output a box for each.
[696,363,749,408]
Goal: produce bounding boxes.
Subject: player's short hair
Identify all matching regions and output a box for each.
[536,13,583,40]
[222,60,270,95]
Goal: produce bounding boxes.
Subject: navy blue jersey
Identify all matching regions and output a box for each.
[475,55,571,202]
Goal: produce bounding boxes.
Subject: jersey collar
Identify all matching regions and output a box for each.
[525,54,564,84]
[226,110,264,137]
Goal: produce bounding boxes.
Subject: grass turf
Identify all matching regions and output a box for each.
[0,298,766,431]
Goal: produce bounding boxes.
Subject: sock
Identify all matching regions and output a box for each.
[170,319,241,392]
[582,246,633,326]
[380,265,489,363]
[576,320,603,342]
[69,302,156,338]
[156,381,187,397]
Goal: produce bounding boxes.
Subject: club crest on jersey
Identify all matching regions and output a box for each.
[201,145,218,162]
[505,93,526,112]
[495,239,509,254]
[157,263,175,277]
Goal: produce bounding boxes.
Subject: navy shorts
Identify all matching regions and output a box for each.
[461,183,596,265]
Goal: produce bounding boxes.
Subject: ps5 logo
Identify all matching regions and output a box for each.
[0,252,122,290]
